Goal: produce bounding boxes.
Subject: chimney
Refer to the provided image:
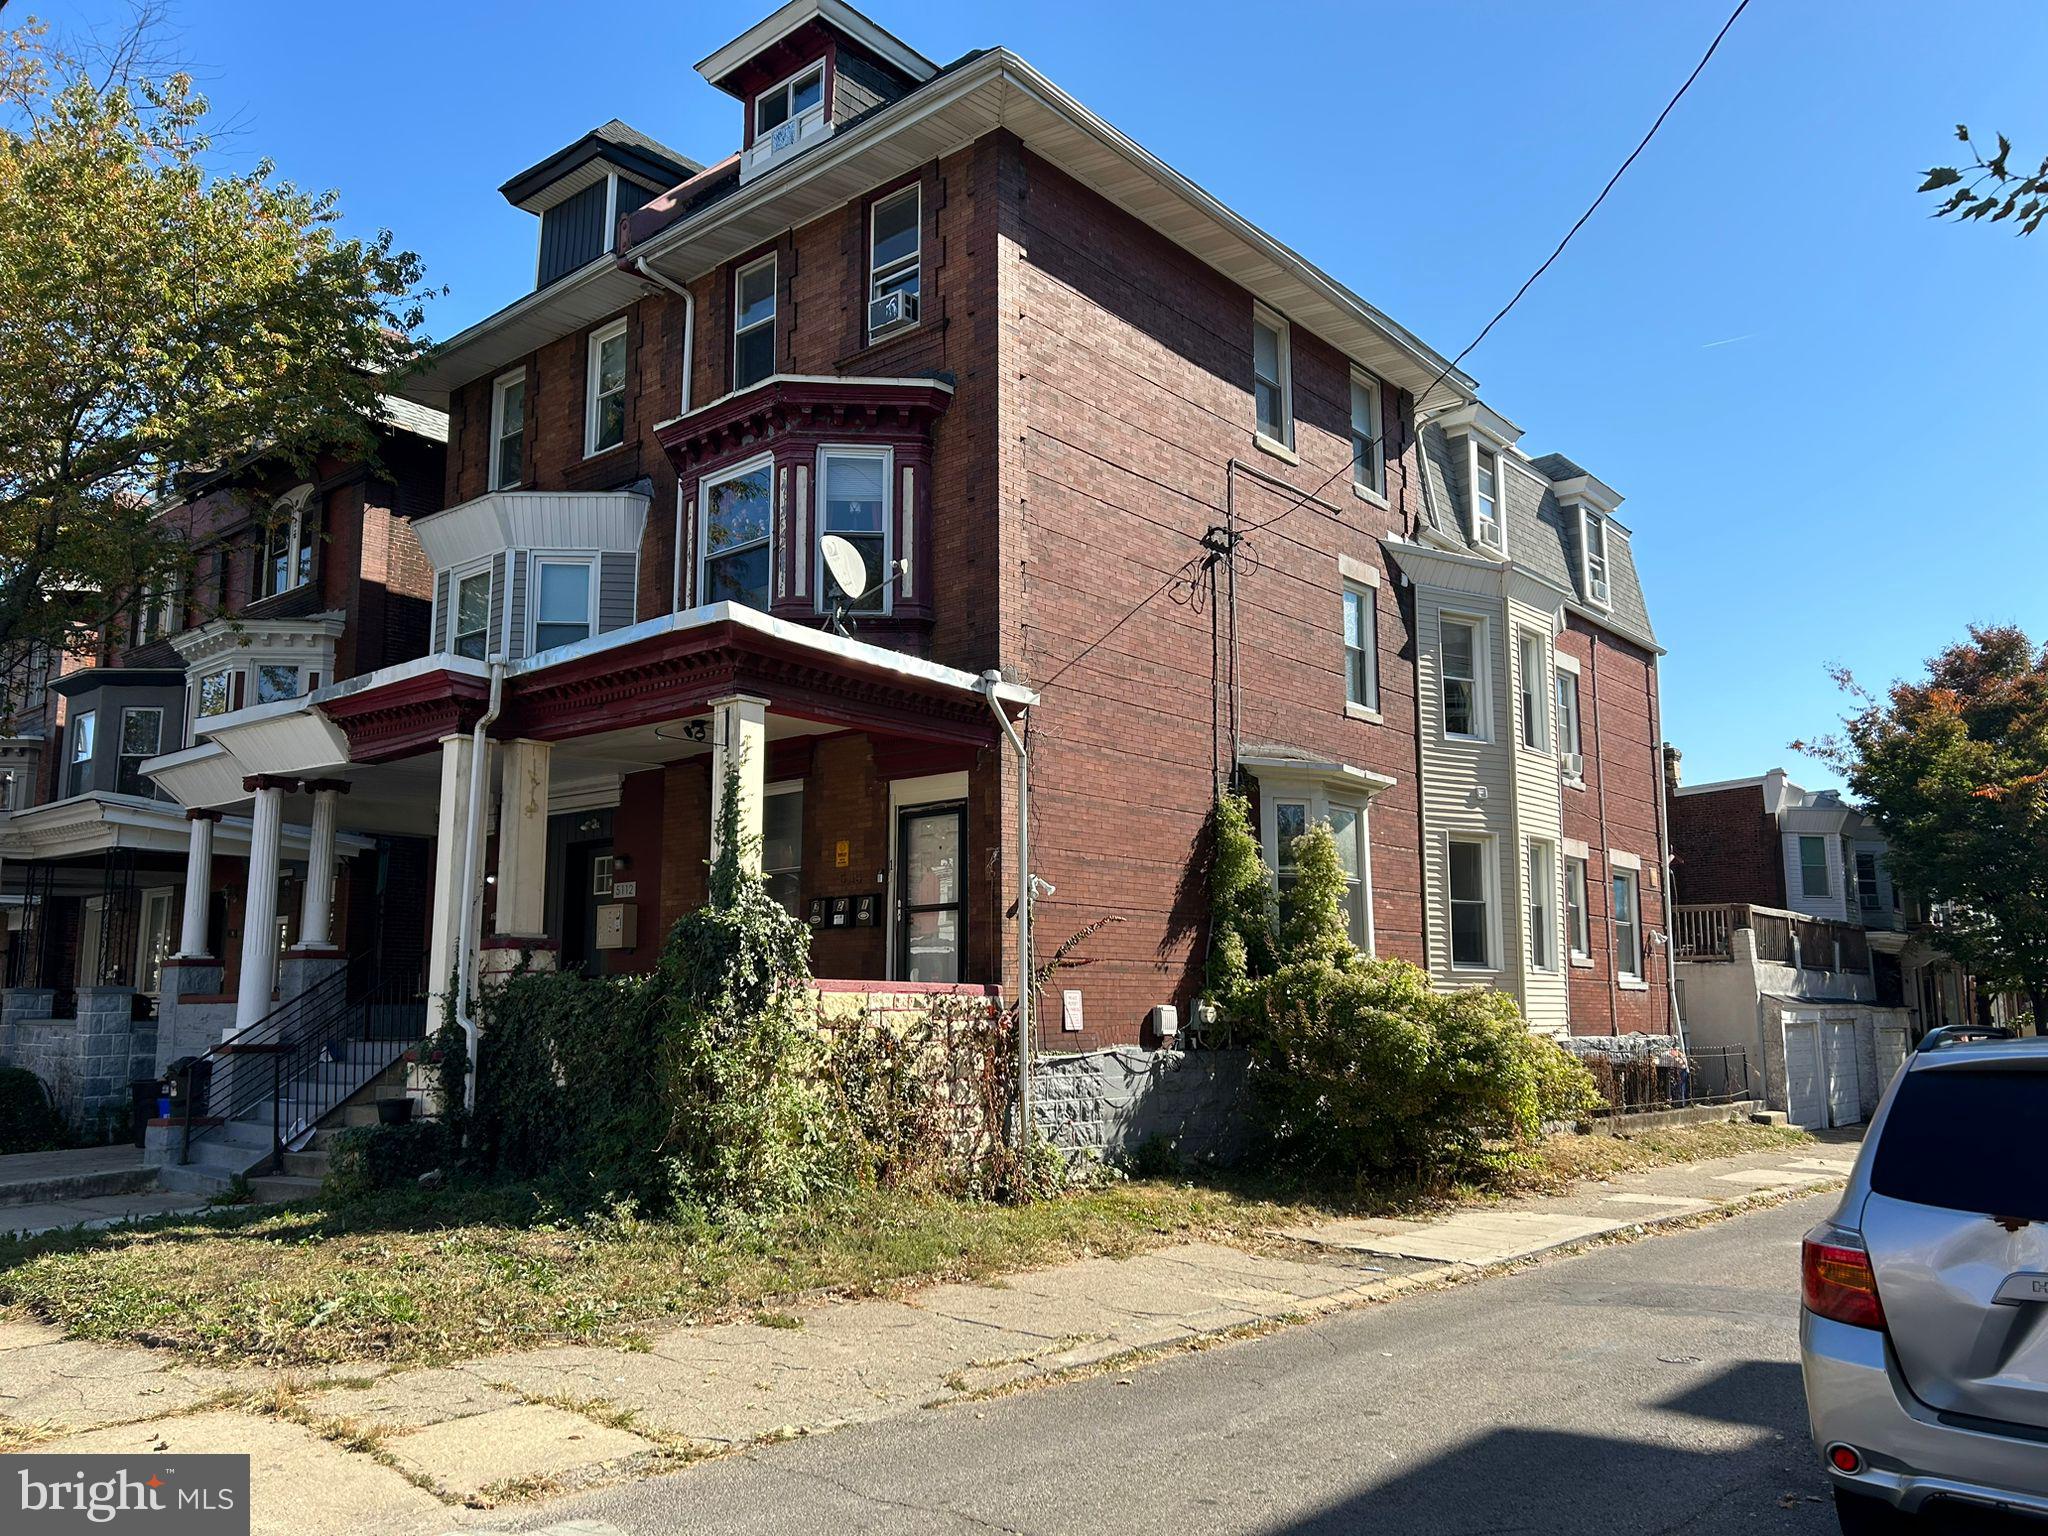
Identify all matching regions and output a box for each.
[1662,743,1682,796]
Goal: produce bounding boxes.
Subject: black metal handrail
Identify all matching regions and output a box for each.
[176,957,428,1171]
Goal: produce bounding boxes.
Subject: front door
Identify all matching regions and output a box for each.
[895,802,965,983]
[560,839,613,978]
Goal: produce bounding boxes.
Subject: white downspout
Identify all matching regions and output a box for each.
[457,659,505,1114]
[633,255,693,611]
[981,672,1033,1153]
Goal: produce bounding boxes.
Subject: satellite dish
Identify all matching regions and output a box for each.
[820,534,868,602]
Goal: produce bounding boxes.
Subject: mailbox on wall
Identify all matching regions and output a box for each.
[594,902,636,951]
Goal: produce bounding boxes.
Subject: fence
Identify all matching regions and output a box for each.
[1672,903,1872,973]
[1586,1044,1751,1115]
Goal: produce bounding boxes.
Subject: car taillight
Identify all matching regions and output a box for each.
[1803,1230,1886,1330]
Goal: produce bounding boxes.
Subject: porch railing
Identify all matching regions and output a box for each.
[1672,904,1738,960]
[1672,903,1873,974]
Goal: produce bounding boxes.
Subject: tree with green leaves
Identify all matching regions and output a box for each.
[1802,624,2048,1029]
[0,12,431,711]
[1919,125,2048,233]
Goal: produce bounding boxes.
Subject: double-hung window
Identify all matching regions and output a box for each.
[452,566,492,661]
[1581,509,1611,605]
[1448,836,1493,969]
[195,670,233,720]
[118,707,161,796]
[257,485,317,600]
[763,784,804,916]
[490,373,526,490]
[1556,669,1583,772]
[1251,306,1292,447]
[1799,835,1830,898]
[1565,855,1591,959]
[754,63,823,143]
[1349,373,1383,495]
[137,583,177,645]
[733,255,777,389]
[1517,630,1547,751]
[1343,583,1378,713]
[1474,447,1502,548]
[1528,839,1557,971]
[67,708,95,796]
[1271,796,1372,951]
[586,320,628,456]
[533,559,594,652]
[1441,615,1486,739]
[1856,850,1881,912]
[256,665,300,705]
[1613,869,1643,981]
[700,458,772,611]
[868,186,921,338]
[818,448,890,613]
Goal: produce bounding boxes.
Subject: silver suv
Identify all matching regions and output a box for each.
[1801,1027,2048,1532]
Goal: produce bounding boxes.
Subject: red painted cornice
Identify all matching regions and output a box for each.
[321,668,492,765]
[654,375,954,474]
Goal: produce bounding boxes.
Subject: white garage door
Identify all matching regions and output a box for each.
[1874,1024,1909,1094]
[1824,1020,1861,1126]
[1785,1018,1826,1129]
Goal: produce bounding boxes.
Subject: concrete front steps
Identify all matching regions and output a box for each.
[154,1050,416,1202]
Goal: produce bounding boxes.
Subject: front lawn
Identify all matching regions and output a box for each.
[0,1120,1810,1367]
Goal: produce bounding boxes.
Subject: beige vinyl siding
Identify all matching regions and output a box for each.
[1506,592,1568,1031]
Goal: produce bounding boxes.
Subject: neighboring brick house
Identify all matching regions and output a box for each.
[0,404,444,1128]
[132,0,1670,1075]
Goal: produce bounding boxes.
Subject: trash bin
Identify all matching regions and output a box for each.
[127,1079,158,1147]
[161,1055,212,1121]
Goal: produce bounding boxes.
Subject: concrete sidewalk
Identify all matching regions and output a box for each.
[0,1130,1858,1536]
[0,1144,210,1236]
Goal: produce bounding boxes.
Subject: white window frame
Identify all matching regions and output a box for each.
[815,444,894,616]
[1446,833,1498,972]
[1613,867,1644,983]
[1439,612,1490,742]
[489,371,526,490]
[1342,580,1378,716]
[1799,835,1830,898]
[1349,371,1384,498]
[530,555,599,655]
[1259,784,1377,955]
[584,319,628,458]
[867,184,921,340]
[1473,445,1502,549]
[1565,853,1592,961]
[697,452,776,613]
[752,60,826,144]
[762,780,804,915]
[1579,506,1611,608]
[254,665,301,705]
[732,254,778,390]
[1528,838,1558,972]
[1555,661,1584,775]
[1251,303,1293,451]
[449,561,494,661]
[1516,628,1548,753]
[257,484,317,600]
[137,581,178,645]
[137,886,175,997]
[70,708,96,765]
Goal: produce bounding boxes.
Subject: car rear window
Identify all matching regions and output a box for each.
[1870,1067,2048,1221]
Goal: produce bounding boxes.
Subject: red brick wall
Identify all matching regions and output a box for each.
[999,145,1426,1049]
[1556,618,1673,1036]
[1667,782,1782,909]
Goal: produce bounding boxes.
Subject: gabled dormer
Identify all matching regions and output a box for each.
[500,121,702,290]
[696,0,937,185]
[1433,402,1523,557]
[1531,453,1622,612]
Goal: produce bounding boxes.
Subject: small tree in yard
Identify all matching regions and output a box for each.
[0,14,431,717]
[1202,791,1275,1014]
[1802,624,2048,1030]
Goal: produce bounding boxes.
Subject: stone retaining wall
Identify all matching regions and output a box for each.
[1032,1047,1250,1168]
[1,987,155,1134]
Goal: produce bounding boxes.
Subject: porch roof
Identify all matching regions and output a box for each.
[0,790,371,862]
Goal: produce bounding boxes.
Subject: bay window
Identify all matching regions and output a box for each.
[118,707,161,796]
[1269,793,1373,952]
[195,670,232,719]
[532,558,595,652]
[701,459,773,611]
[818,448,890,613]
[452,567,492,661]
[67,708,95,796]
[256,665,301,705]
[733,255,777,389]
[1800,835,1830,897]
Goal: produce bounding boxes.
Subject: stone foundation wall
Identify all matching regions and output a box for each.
[1032,1047,1250,1168]
[2,986,155,1134]
[155,962,232,1075]
[1557,1033,1683,1063]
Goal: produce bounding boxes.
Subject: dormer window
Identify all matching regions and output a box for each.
[257,484,317,600]
[1473,448,1502,549]
[734,255,777,389]
[754,63,824,145]
[1580,508,1611,606]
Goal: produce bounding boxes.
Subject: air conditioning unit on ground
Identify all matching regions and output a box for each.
[868,290,919,339]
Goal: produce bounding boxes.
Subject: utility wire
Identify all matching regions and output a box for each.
[1035,0,1751,683]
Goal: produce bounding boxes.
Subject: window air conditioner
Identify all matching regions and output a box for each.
[1562,752,1584,780]
[868,290,919,338]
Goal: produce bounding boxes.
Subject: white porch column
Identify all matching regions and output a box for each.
[708,694,769,877]
[294,781,347,950]
[427,734,479,1019]
[233,777,291,1033]
[177,809,218,958]
[494,740,551,937]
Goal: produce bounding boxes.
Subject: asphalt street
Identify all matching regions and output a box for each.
[507,1191,1857,1535]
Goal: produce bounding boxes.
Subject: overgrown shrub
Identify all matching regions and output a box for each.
[1203,791,1275,1014]
[1239,822,1603,1184]
[324,1120,462,1204]
[0,1068,62,1154]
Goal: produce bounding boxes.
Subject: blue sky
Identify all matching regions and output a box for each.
[50,0,2048,790]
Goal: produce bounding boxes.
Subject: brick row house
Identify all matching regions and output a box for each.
[2,0,1672,1145]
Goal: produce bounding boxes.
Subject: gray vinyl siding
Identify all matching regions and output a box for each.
[432,569,451,653]
[599,552,637,634]
[537,179,610,288]
[507,552,529,663]
[488,554,508,659]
